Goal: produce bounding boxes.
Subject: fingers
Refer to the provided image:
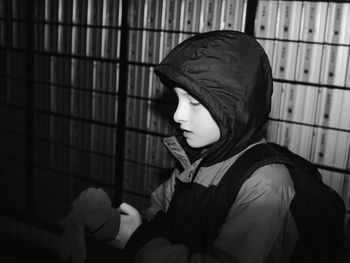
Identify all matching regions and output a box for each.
[119,202,138,216]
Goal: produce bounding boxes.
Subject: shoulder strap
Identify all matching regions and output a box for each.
[214,142,293,224]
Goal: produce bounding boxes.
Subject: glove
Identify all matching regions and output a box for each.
[58,187,120,263]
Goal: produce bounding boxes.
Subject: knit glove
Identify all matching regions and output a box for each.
[58,187,120,263]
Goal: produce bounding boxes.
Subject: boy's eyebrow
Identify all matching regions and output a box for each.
[188,96,199,102]
[184,93,198,101]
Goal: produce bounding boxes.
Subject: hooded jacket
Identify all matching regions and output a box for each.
[123,31,298,263]
[154,30,273,167]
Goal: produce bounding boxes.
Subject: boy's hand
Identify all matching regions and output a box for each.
[114,202,142,249]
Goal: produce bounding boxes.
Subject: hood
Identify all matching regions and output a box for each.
[154,30,273,167]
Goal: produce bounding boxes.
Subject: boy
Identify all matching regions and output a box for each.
[112,30,298,263]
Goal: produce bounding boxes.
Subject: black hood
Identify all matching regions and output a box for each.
[155,30,273,167]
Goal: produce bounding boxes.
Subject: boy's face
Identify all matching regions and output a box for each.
[173,87,220,148]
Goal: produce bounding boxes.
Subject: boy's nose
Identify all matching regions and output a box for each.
[173,104,186,123]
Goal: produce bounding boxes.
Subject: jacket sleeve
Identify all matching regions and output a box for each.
[140,168,178,221]
[126,164,296,263]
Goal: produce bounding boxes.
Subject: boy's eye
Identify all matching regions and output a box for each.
[190,100,200,106]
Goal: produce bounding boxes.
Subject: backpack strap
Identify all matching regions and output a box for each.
[214,142,294,226]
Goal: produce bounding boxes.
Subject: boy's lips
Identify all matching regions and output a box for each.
[180,127,191,132]
[180,128,192,137]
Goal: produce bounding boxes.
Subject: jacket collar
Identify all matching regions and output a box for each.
[162,136,192,170]
[162,136,267,171]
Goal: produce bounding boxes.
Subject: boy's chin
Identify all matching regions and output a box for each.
[185,138,213,150]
